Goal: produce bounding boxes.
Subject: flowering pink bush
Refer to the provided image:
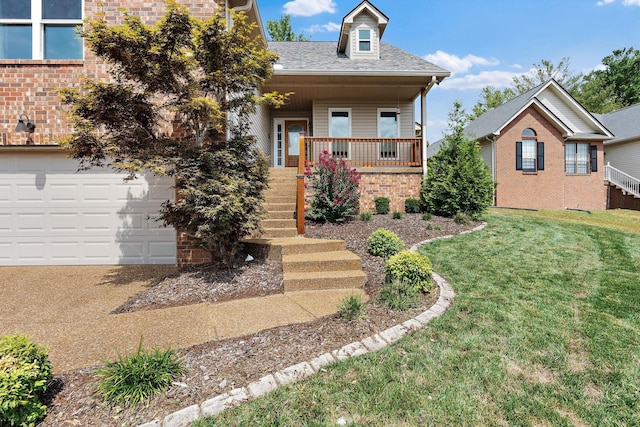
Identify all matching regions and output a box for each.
[304,150,361,223]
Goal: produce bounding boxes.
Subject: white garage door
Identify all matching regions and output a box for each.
[0,150,177,265]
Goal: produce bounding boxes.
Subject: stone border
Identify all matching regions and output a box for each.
[139,222,487,427]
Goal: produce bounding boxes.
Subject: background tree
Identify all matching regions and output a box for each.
[266,14,309,41]
[422,101,493,219]
[468,86,516,120]
[61,1,284,268]
[574,47,640,113]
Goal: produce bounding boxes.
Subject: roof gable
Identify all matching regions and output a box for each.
[337,1,388,54]
[465,79,613,141]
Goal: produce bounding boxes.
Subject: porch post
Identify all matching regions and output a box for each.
[421,88,428,176]
[296,132,305,235]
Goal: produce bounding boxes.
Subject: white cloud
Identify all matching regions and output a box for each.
[510,63,523,70]
[307,22,341,33]
[439,70,522,90]
[597,0,615,5]
[623,0,640,5]
[423,51,500,75]
[283,0,337,17]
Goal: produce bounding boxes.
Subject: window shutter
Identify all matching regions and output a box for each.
[516,141,522,170]
[537,141,544,171]
[590,145,598,172]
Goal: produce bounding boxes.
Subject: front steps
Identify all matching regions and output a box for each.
[260,168,298,238]
[245,168,367,292]
[243,237,367,293]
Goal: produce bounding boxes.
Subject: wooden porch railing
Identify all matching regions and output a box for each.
[302,136,423,167]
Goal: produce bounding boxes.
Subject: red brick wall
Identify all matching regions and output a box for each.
[0,0,222,146]
[494,106,607,210]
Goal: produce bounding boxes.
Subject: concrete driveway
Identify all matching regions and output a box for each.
[0,265,362,373]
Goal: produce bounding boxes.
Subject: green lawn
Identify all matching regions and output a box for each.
[195,209,640,426]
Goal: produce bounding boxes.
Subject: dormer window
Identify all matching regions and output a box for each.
[358,29,371,52]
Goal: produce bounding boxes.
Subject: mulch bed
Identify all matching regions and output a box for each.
[40,214,477,426]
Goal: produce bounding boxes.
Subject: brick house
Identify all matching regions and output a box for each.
[0,0,449,266]
[429,79,613,211]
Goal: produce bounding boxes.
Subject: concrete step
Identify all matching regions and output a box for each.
[283,250,362,273]
[269,167,298,176]
[260,219,297,229]
[260,228,298,238]
[264,202,296,212]
[243,237,345,261]
[267,210,295,219]
[265,195,297,204]
[283,270,367,292]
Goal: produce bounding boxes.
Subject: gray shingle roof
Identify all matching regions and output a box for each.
[268,41,450,76]
[595,103,640,144]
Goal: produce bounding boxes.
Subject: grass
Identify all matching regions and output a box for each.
[194,209,640,426]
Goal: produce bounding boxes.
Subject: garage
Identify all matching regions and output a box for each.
[0,147,177,265]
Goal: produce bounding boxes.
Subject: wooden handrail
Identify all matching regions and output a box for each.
[296,133,305,235]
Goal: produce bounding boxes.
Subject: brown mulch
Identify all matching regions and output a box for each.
[40,214,477,427]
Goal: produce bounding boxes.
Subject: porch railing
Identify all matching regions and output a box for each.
[302,136,423,168]
[604,163,640,198]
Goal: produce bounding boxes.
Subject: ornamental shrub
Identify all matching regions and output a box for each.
[0,335,52,427]
[404,198,421,213]
[374,197,390,215]
[379,278,421,311]
[384,250,433,293]
[392,211,403,219]
[359,211,373,221]
[422,101,493,220]
[304,150,361,223]
[367,228,404,258]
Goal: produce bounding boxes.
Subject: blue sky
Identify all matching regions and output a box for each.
[256,0,640,142]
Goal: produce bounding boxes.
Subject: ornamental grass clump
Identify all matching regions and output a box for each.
[304,150,361,223]
[96,340,185,407]
[367,228,404,258]
[0,335,52,427]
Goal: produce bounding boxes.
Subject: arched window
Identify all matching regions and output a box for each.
[516,128,544,172]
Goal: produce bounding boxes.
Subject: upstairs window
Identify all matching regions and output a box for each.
[0,0,83,60]
[515,128,544,172]
[357,28,371,52]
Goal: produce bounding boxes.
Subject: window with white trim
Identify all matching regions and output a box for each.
[515,128,544,172]
[0,0,83,60]
[378,109,399,159]
[357,28,371,52]
[329,109,351,158]
[565,142,593,174]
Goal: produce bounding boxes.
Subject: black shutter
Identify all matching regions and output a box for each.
[590,145,598,172]
[516,141,522,170]
[537,141,545,171]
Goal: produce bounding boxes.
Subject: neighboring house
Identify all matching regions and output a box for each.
[0,0,449,266]
[428,79,613,211]
[595,104,640,210]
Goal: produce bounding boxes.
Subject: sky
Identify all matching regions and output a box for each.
[256,0,640,142]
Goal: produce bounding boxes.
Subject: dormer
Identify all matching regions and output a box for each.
[337,1,388,60]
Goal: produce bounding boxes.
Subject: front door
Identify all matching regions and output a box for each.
[285,120,307,167]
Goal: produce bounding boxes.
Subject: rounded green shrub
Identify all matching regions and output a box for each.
[384,250,434,293]
[374,197,390,215]
[367,228,404,258]
[404,198,421,214]
[0,335,52,427]
[392,211,403,219]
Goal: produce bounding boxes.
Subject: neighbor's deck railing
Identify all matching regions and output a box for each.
[302,136,423,167]
[605,162,640,198]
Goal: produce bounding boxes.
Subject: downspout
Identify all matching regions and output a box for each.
[421,76,438,176]
[486,134,498,205]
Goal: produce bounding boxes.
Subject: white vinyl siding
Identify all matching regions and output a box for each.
[605,140,640,180]
[538,88,594,134]
[0,151,176,265]
[480,141,493,176]
[314,100,414,137]
[347,14,378,59]
[247,100,271,162]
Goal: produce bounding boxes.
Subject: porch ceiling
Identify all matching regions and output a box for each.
[263,74,437,112]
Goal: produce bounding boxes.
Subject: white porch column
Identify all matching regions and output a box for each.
[421,87,428,176]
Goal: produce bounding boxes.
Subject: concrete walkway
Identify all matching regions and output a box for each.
[0,265,365,373]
